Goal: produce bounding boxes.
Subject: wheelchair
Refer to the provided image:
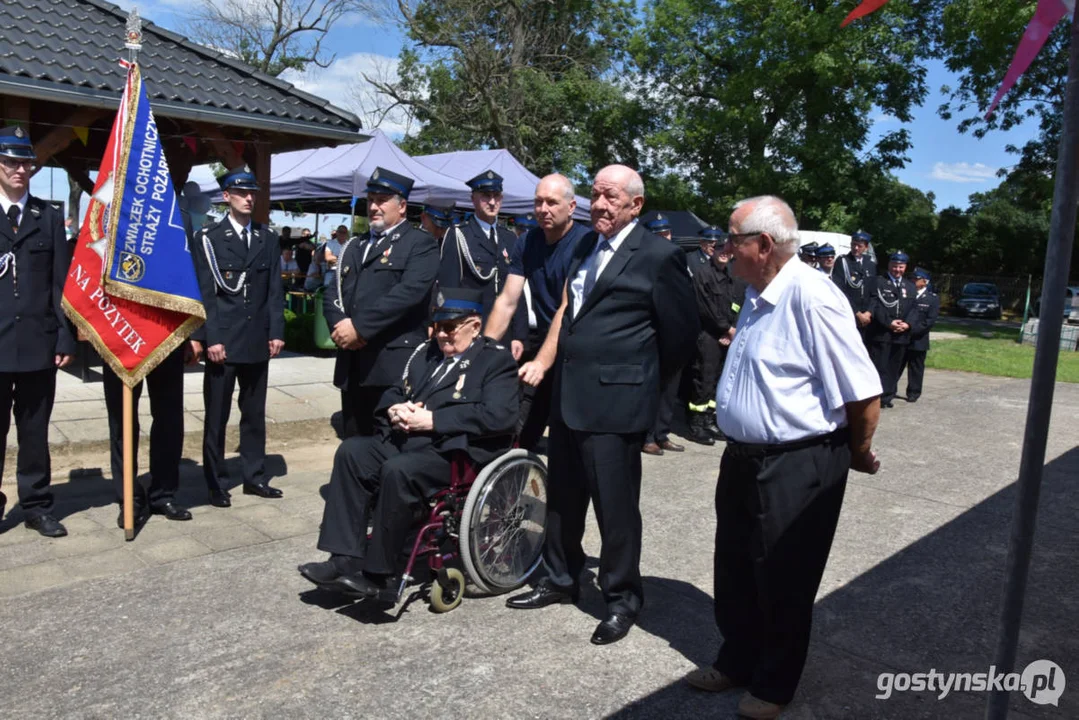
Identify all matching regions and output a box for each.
[388,447,548,613]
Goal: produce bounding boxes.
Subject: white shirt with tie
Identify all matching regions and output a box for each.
[715,255,882,444]
[0,192,28,230]
[227,215,251,247]
[570,220,637,318]
[363,219,407,263]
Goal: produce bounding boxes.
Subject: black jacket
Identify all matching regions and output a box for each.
[376,337,519,466]
[907,290,940,352]
[868,275,918,346]
[324,222,439,389]
[438,217,526,340]
[833,252,876,315]
[0,196,76,372]
[552,223,699,434]
[191,217,285,364]
[693,259,746,340]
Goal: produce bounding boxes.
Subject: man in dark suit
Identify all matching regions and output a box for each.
[0,126,75,537]
[298,289,519,601]
[438,170,527,359]
[901,267,939,403]
[506,165,699,645]
[323,167,440,438]
[867,251,917,408]
[191,167,285,507]
[834,230,877,339]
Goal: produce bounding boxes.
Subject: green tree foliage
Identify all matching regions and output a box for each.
[375,0,642,181]
[630,0,931,226]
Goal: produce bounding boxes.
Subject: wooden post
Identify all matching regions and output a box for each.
[122,384,135,541]
[253,141,271,224]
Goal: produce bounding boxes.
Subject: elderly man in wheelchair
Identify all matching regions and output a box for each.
[299,288,546,609]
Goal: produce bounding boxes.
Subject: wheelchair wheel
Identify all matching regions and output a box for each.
[459,449,547,595]
[430,567,465,613]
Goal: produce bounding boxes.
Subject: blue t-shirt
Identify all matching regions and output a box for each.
[509,222,590,333]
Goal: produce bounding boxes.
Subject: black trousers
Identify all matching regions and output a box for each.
[516,329,552,451]
[340,383,388,439]
[712,436,850,705]
[103,349,184,506]
[646,369,681,444]
[689,335,725,407]
[903,349,926,400]
[202,361,269,493]
[542,418,644,616]
[0,369,57,517]
[884,343,908,403]
[316,435,450,576]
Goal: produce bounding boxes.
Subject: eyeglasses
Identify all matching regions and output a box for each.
[0,158,36,171]
[433,318,476,336]
[724,232,762,247]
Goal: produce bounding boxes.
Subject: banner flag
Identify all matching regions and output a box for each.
[62,62,205,388]
[101,63,205,316]
[986,0,1073,118]
[841,0,892,27]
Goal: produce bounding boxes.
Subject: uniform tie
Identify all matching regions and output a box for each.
[241,228,249,248]
[7,205,19,234]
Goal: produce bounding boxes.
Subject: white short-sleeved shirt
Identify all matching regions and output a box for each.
[716,255,882,444]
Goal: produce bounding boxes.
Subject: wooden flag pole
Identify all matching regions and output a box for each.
[123,384,135,541]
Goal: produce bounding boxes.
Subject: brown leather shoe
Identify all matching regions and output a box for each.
[642,442,664,456]
[659,440,684,452]
[685,667,741,693]
[737,692,785,719]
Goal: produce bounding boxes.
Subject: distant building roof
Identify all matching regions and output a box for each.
[0,0,362,142]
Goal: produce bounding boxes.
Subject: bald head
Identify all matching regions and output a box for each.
[535,173,577,240]
[730,196,799,256]
[591,164,645,238]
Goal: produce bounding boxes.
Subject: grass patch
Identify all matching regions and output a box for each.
[927,329,1079,382]
[934,321,1019,341]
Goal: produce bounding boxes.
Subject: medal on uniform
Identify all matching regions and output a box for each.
[453,373,466,399]
[343,265,350,276]
[381,246,392,264]
[502,248,510,263]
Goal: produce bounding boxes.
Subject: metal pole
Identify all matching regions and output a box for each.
[985,10,1079,720]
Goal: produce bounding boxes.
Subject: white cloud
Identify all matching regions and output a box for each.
[281,52,413,136]
[930,162,999,183]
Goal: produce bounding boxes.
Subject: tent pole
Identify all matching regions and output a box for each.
[985,10,1079,720]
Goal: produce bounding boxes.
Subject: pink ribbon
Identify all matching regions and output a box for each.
[986,0,1072,118]
[841,0,892,28]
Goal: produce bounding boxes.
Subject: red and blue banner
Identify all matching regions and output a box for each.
[62,62,205,387]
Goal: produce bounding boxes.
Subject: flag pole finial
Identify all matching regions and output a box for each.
[124,7,143,62]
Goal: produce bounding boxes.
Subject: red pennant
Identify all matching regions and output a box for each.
[232,140,245,159]
[841,0,892,27]
[985,0,1071,118]
[182,136,197,154]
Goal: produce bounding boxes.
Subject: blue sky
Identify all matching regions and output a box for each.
[30,0,1039,232]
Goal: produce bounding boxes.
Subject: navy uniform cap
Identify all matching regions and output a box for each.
[890,251,910,263]
[645,213,671,232]
[219,166,259,191]
[423,204,453,228]
[0,126,36,160]
[467,170,503,193]
[432,288,484,322]
[913,267,931,280]
[366,166,414,199]
[514,213,538,229]
[816,243,836,258]
[799,241,819,257]
[851,230,872,244]
[698,226,726,241]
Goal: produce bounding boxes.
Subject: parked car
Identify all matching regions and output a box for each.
[955,282,1002,319]
[1032,286,1079,321]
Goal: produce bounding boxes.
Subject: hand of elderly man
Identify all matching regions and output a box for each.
[519,360,546,387]
[850,448,880,474]
[332,319,365,350]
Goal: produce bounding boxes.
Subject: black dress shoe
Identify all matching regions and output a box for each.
[243,483,283,499]
[299,560,342,587]
[332,572,398,602]
[505,584,578,609]
[116,505,151,529]
[591,612,636,645]
[150,501,192,521]
[209,491,232,508]
[25,514,67,538]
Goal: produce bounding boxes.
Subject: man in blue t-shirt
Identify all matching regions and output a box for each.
[484,173,588,450]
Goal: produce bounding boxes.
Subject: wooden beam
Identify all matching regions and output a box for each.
[252,141,271,224]
[2,96,30,124]
[204,127,243,169]
[55,156,94,196]
[31,108,105,168]
[163,137,194,189]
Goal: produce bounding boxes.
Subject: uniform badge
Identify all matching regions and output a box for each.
[486,171,494,179]
[452,373,466,399]
[343,265,350,276]
[372,169,380,180]
[29,204,41,218]
[14,126,24,138]
[458,359,470,370]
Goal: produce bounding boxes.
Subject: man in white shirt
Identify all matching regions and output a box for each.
[684,196,882,719]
